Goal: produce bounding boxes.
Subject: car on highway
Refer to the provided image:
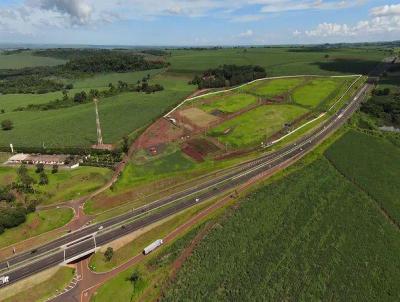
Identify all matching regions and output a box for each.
[0,276,9,285]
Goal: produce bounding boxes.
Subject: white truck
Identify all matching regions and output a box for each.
[143,239,163,255]
[0,275,9,285]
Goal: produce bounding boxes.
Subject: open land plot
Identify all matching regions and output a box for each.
[0,73,194,148]
[163,158,400,301]
[208,104,309,148]
[325,130,400,224]
[292,77,350,108]
[168,47,386,76]
[0,166,112,205]
[178,107,220,128]
[198,93,259,114]
[0,207,73,249]
[240,77,306,97]
[0,51,66,69]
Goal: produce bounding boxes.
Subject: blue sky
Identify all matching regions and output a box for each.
[0,0,399,46]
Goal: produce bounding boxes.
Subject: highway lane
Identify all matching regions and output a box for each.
[0,57,394,288]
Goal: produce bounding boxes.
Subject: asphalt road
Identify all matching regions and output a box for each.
[0,58,394,289]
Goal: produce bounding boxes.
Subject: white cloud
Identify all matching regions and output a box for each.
[300,3,400,39]
[305,22,355,37]
[370,4,400,17]
[37,0,93,25]
[259,0,361,13]
[231,14,265,23]
[238,29,254,38]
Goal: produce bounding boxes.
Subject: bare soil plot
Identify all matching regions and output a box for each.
[177,107,220,129]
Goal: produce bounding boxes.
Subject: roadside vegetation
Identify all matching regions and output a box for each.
[1,266,75,302]
[0,207,73,249]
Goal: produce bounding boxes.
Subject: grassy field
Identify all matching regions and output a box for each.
[199,93,259,114]
[70,69,163,89]
[293,77,348,108]
[0,73,194,148]
[2,267,75,302]
[0,51,66,69]
[0,165,112,205]
[163,158,400,301]
[241,77,305,97]
[168,47,386,76]
[209,104,309,148]
[325,130,400,224]
[0,207,73,249]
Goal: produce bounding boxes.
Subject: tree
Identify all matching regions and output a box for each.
[104,247,114,262]
[324,54,330,59]
[65,83,74,90]
[128,270,140,284]
[0,109,4,114]
[39,171,48,186]
[52,165,59,174]
[1,120,13,131]
[35,163,44,174]
[122,136,129,154]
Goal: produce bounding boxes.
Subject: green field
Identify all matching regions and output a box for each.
[0,207,73,249]
[199,93,259,114]
[293,77,349,108]
[168,48,386,76]
[209,104,309,148]
[325,130,400,224]
[163,158,400,301]
[241,77,305,97]
[0,165,112,204]
[70,69,163,89]
[0,73,194,148]
[0,51,66,69]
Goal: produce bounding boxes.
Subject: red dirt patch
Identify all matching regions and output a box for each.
[182,145,204,162]
[134,118,185,150]
[181,138,220,162]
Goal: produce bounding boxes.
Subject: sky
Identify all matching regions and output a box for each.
[0,0,399,46]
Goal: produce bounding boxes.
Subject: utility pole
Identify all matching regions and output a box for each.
[93,98,103,146]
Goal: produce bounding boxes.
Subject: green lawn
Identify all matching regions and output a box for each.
[113,151,195,192]
[325,130,400,224]
[0,165,112,205]
[0,51,66,69]
[199,93,259,113]
[168,47,386,76]
[0,73,194,148]
[38,166,112,205]
[163,158,400,301]
[241,77,305,97]
[293,77,348,108]
[0,207,73,249]
[209,104,309,148]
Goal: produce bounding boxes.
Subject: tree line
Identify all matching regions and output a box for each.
[0,51,168,95]
[189,64,266,89]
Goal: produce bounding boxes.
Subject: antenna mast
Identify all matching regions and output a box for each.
[93,98,103,146]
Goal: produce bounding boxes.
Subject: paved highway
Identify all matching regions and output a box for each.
[0,58,394,289]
